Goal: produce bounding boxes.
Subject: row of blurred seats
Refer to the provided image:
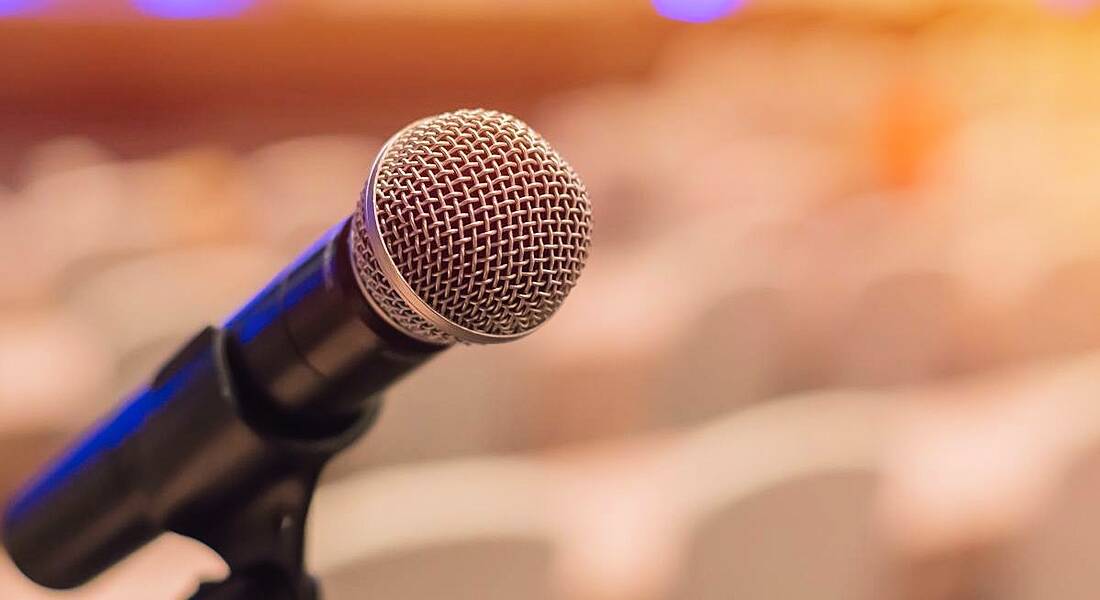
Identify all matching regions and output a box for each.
[8,358,1100,600]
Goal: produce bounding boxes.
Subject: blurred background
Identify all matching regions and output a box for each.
[3,0,1100,598]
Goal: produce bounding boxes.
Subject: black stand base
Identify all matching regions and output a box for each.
[190,571,319,600]
[181,473,323,600]
[180,468,327,600]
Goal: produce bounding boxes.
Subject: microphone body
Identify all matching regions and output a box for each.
[223,218,443,425]
[2,220,442,589]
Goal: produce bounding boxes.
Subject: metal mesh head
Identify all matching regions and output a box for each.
[350,109,592,345]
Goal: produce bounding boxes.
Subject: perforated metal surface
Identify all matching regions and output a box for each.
[350,109,592,345]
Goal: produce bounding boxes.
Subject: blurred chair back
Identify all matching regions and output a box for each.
[1016,258,1100,361]
[321,537,555,600]
[1000,446,1100,600]
[658,286,797,427]
[670,470,884,600]
[832,270,970,387]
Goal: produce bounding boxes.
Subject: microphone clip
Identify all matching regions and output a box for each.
[171,327,381,600]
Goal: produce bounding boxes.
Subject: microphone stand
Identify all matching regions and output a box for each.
[181,467,322,600]
[185,488,318,600]
[170,327,383,600]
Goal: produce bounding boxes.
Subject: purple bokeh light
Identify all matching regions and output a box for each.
[0,0,40,17]
[132,0,254,19]
[652,0,747,23]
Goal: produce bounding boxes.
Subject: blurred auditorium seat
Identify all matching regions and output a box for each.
[0,310,112,430]
[0,310,113,514]
[58,247,285,414]
[120,150,252,249]
[242,136,380,253]
[309,457,555,597]
[998,443,1100,600]
[657,286,798,426]
[314,390,895,600]
[660,390,893,599]
[0,313,103,503]
[668,470,885,600]
[1,148,255,308]
[870,354,1100,600]
[323,345,529,475]
[831,270,974,387]
[19,136,114,184]
[1014,258,1100,361]
[0,165,129,305]
[321,538,555,600]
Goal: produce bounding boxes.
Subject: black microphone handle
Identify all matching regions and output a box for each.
[224,217,446,425]
[2,218,444,589]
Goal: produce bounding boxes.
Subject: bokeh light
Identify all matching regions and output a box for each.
[652,0,747,23]
[0,0,40,17]
[1043,0,1100,14]
[132,0,253,19]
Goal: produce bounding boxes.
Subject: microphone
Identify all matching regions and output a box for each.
[2,109,592,591]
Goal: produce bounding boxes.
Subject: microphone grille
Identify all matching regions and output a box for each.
[350,109,592,344]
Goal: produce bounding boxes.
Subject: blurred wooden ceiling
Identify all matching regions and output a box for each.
[0,15,667,168]
[0,0,1093,173]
